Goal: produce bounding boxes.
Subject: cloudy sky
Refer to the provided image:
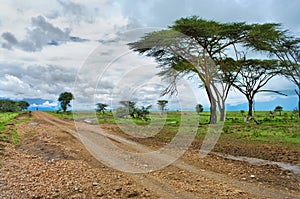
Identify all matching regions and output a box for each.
[0,0,299,111]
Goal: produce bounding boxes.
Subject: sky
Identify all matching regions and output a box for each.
[0,0,299,111]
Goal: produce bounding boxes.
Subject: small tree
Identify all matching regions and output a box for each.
[96,103,108,114]
[58,92,74,112]
[195,104,204,115]
[116,101,151,120]
[240,110,245,116]
[119,101,136,118]
[115,107,129,118]
[157,100,168,116]
[274,106,283,116]
[233,59,284,119]
[136,105,152,121]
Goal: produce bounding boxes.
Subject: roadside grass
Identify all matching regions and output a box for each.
[11,129,19,145]
[15,116,31,124]
[47,111,115,122]
[0,112,19,143]
[0,112,24,145]
[0,112,19,131]
[48,110,300,149]
[46,111,75,119]
[217,111,300,150]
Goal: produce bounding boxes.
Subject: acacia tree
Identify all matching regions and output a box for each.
[119,101,136,118]
[96,103,108,114]
[58,92,74,112]
[136,105,152,121]
[274,105,283,116]
[233,59,284,119]
[278,38,300,117]
[116,101,151,120]
[157,100,168,115]
[129,17,277,123]
[246,26,300,117]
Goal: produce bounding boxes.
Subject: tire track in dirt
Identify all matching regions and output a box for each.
[36,112,201,198]
[37,112,300,198]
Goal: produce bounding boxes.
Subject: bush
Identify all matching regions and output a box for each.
[115,107,129,118]
[0,99,30,112]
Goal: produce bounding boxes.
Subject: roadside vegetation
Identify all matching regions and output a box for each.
[0,99,31,145]
[0,112,25,145]
[48,109,300,150]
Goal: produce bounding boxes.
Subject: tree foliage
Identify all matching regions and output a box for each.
[128,16,298,123]
[233,59,285,117]
[195,104,204,115]
[17,101,30,110]
[274,106,283,116]
[246,27,300,117]
[128,16,282,123]
[58,92,74,112]
[0,99,30,112]
[116,101,151,120]
[96,103,108,114]
[157,100,168,115]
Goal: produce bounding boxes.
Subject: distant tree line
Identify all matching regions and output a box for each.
[0,99,29,112]
[96,100,170,121]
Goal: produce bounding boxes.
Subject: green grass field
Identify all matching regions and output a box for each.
[48,110,300,149]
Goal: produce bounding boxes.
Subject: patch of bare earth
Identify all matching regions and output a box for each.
[0,112,299,198]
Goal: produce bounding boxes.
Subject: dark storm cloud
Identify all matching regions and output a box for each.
[1,15,88,52]
[2,32,18,45]
[1,32,18,49]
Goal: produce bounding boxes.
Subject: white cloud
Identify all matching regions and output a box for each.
[31,100,58,108]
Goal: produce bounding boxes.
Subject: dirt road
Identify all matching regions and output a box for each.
[0,112,299,198]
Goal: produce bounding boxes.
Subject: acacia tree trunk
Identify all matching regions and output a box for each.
[210,101,217,124]
[298,93,300,118]
[294,89,300,118]
[247,98,253,118]
[218,99,226,122]
[219,107,225,122]
[205,86,218,124]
